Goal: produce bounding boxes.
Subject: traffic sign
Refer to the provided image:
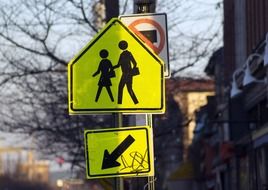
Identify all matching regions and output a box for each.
[120,13,170,77]
[68,18,165,114]
[84,126,154,179]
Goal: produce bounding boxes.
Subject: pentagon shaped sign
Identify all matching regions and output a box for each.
[68,18,165,114]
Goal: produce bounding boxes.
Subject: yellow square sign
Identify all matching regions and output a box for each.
[68,18,165,114]
[84,126,154,179]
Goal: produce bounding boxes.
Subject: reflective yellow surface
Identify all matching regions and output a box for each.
[68,18,165,114]
[84,126,154,179]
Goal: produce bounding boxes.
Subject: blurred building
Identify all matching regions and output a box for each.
[17,151,49,183]
[169,78,215,159]
[0,148,49,183]
[0,147,22,175]
[189,1,268,190]
[0,147,54,189]
[154,78,214,190]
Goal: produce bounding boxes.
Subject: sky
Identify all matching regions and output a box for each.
[0,0,223,78]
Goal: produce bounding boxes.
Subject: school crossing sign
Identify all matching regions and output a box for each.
[68,18,165,114]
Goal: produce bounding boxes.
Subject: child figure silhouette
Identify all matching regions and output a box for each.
[92,49,115,102]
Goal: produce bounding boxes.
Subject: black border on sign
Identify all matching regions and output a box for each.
[119,12,170,78]
[69,19,164,113]
[84,127,151,178]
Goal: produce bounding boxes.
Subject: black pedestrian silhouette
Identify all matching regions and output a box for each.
[92,49,115,102]
[114,40,139,104]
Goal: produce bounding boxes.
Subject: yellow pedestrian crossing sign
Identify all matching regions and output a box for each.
[84,126,154,179]
[68,18,165,114]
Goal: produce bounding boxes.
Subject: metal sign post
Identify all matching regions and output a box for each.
[114,113,124,190]
[134,2,157,190]
[67,1,164,190]
[146,114,155,190]
[68,17,163,189]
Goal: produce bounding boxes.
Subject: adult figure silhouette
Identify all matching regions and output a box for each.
[92,49,115,102]
[114,40,139,104]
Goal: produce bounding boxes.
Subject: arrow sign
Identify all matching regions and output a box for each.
[85,126,154,178]
[102,135,135,169]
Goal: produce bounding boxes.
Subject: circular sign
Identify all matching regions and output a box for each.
[128,18,165,54]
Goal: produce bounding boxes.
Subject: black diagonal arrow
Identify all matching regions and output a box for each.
[101,135,135,170]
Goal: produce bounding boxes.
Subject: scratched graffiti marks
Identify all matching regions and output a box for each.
[120,149,149,173]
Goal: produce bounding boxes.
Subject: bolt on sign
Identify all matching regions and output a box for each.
[84,126,154,179]
[68,18,165,114]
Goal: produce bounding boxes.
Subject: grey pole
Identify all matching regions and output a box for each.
[133,2,156,190]
[105,0,119,22]
[103,2,122,190]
